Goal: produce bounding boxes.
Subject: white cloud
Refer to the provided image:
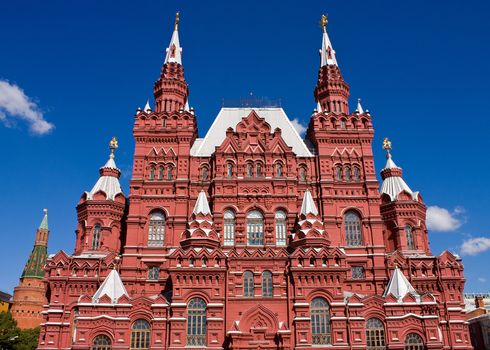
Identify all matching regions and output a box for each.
[478,277,487,283]
[461,237,490,256]
[290,118,307,136]
[0,80,54,135]
[426,206,463,232]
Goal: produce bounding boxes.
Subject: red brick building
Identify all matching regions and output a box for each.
[38,14,472,350]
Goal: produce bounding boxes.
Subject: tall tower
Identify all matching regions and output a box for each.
[11,209,49,329]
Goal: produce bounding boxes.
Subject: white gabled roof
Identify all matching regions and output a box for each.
[380,154,419,201]
[92,269,128,304]
[86,154,123,201]
[383,266,419,302]
[300,189,319,216]
[193,191,211,215]
[190,108,313,157]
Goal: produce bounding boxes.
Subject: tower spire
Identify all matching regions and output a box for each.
[154,11,189,113]
[21,209,49,278]
[314,14,350,114]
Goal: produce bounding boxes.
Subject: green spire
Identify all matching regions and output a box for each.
[39,208,48,230]
[21,209,49,279]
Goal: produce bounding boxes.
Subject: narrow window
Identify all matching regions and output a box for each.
[187,298,207,347]
[167,165,174,180]
[247,163,253,177]
[223,210,235,246]
[353,167,360,182]
[366,318,386,350]
[256,163,263,177]
[340,119,346,129]
[404,333,424,350]
[275,210,287,246]
[148,266,159,280]
[276,163,283,177]
[243,271,254,297]
[187,298,207,346]
[149,166,155,180]
[201,167,209,181]
[335,166,342,181]
[92,335,112,350]
[352,266,365,279]
[299,167,307,181]
[247,211,264,246]
[262,271,273,297]
[405,225,416,250]
[227,163,233,177]
[130,320,150,350]
[311,298,331,345]
[92,224,101,250]
[148,212,165,247]
[345,167,351,181]
[344,211,362,246]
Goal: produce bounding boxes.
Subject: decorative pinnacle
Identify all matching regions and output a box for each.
[109,136,118,156]
[43,208,48,215]
[174,11,180,31]
[382,137,392,155]
[113,255,121,270]
[320,14,328,32]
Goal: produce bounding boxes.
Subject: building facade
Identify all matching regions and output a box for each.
[465,294,490,349]
[11,210,49,329]
[38,14,472,350]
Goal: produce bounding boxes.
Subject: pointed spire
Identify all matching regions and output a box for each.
[39,209,48,230]
[164,11,182,65]
[380,138,419,201]
[144,99,151,113]
[86,137,124,201]
[92,269,129,304]
[300,189,319,216]
[319,14,338,67]
[184,99,190,112]
[355,98,364,114]
[193,190,211,215]
[316,100,322,113]
[383,266,419,301]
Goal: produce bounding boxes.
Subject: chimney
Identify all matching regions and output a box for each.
[475,295,485,309]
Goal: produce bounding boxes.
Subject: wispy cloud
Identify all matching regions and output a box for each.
[291,118,307,136]
[426,206,464,232]
[478,277,487,283]
[461,237,490,256]
[0,80,54,135]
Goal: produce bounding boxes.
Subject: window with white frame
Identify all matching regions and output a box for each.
[275,210,287,246]
[148,211,165,247]
[223,210,235,246]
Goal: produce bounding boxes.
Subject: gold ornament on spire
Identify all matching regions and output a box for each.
[43,208,48,215]
[174,11,180,31]
[320,14,328,32]
[382,137,392,153]
[109,136,118,155]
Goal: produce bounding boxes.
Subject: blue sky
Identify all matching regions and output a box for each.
[0,0,489,294]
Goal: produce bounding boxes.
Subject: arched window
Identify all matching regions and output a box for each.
[262,271,273,297]
[405,225,416,250]
[275,210,287,246]
[247,163,253,177]
[344,211,362,246]
[130,320,150,350]
[335,165,342,181]
[311,297,331,345]
[148,211,165,247]
[404,333,424,350]
[92,335,112,350]
[201,167,209,181]
[167,165,174,180]
[345,167,351,181]
[243,271,254,297]
[299,167,307,181]
[148,266,159,280]
[158,166,164,180]
[149,166,155,180]
[366,318,386,350]
[256,163,263,177]
[353,166,360,182]
[227,163,233,177]
[275,163,283,177]
[223,210,235,246]
[187,298,207,346]
[92,224,101,250]
[247,210,264,246]
[340,119,346,129]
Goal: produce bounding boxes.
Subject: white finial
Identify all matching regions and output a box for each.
[144,99,151,112]
[164,12,183,65]
[193,190,211,215]
[300,189,319,216]
[356,98,364,114]
[316,101,322,113]
[184,99,190,112]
